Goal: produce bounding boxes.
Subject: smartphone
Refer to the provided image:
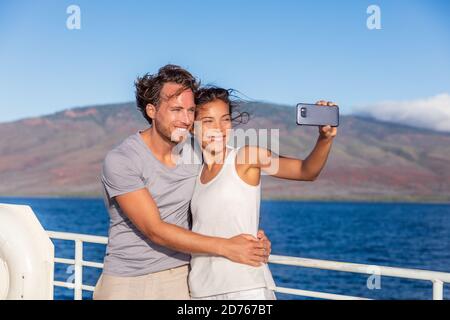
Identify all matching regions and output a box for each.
[296,103,339,127]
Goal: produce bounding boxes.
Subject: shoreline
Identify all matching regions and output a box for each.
[1,194,449,205]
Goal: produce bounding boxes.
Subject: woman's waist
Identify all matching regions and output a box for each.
[189,255,268,276]
[191,213,259,236]
[188,256,273,296]
[191,224,258,238]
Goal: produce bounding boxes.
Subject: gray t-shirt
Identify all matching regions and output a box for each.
[101,131,202,276]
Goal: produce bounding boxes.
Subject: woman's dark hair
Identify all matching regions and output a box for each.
[195,86,249,125]
[135,64,199,125]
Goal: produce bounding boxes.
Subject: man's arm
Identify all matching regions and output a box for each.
[115,188,267,267]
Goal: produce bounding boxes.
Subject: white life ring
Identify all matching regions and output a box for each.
[0,204,54,300]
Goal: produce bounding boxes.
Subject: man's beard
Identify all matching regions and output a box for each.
[154,120,188,145]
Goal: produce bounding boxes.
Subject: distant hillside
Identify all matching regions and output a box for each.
[1,102,449,202]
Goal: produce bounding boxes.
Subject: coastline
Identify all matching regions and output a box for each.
[1,194,449,205]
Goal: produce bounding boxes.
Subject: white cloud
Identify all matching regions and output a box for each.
[354,93,450,132]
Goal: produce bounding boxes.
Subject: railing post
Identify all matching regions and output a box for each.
[432,280,443,300]
[74,240,83,300]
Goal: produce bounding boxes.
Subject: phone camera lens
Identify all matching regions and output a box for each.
[300,107,307,118]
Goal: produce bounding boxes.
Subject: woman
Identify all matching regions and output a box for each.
[188,87,337,300]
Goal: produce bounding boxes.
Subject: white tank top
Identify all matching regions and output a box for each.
[189,147,276,298]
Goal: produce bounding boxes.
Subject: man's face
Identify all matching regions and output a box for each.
[151,83,195,144]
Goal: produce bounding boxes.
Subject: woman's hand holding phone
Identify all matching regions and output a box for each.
[315,100,338,140]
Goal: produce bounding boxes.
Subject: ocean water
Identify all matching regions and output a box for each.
[1,197,449,300]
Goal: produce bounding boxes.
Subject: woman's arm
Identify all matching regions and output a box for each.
[238,101,337,182]
[266,135,334,181]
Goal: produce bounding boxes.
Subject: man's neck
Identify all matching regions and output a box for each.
[140,127,178,166]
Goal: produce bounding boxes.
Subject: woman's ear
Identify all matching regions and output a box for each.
[145,104,157,121]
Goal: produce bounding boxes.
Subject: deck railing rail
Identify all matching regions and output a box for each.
[47,231,450,300]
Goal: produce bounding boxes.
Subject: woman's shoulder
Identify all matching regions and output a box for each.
[235,145,271,167]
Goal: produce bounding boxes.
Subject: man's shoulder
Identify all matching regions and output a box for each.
[101,133,148,197]
[103,133,143,169]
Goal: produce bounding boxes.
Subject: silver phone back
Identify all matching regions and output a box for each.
[296,103,339,127]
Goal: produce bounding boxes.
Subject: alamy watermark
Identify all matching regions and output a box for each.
[66,5,81,30]
[66,265,75,284]
[170,123,280,173]
[366,266,382,290]
[367,5,382,30]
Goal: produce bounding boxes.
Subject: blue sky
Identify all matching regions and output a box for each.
[0,0,449,123]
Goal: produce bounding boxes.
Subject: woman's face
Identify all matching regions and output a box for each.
[195,99,232,154]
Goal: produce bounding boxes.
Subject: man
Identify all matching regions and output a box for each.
[93,65,271,300]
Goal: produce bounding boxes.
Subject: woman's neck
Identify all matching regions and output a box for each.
[202,147,227,170]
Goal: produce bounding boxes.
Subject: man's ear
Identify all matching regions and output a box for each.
[145,104,157,121]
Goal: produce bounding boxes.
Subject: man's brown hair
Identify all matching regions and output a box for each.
[135,64,199,125]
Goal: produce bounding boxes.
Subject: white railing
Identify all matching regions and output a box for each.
[269,255,450,300]
[47,231,107,300]
[47,231,450,300]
